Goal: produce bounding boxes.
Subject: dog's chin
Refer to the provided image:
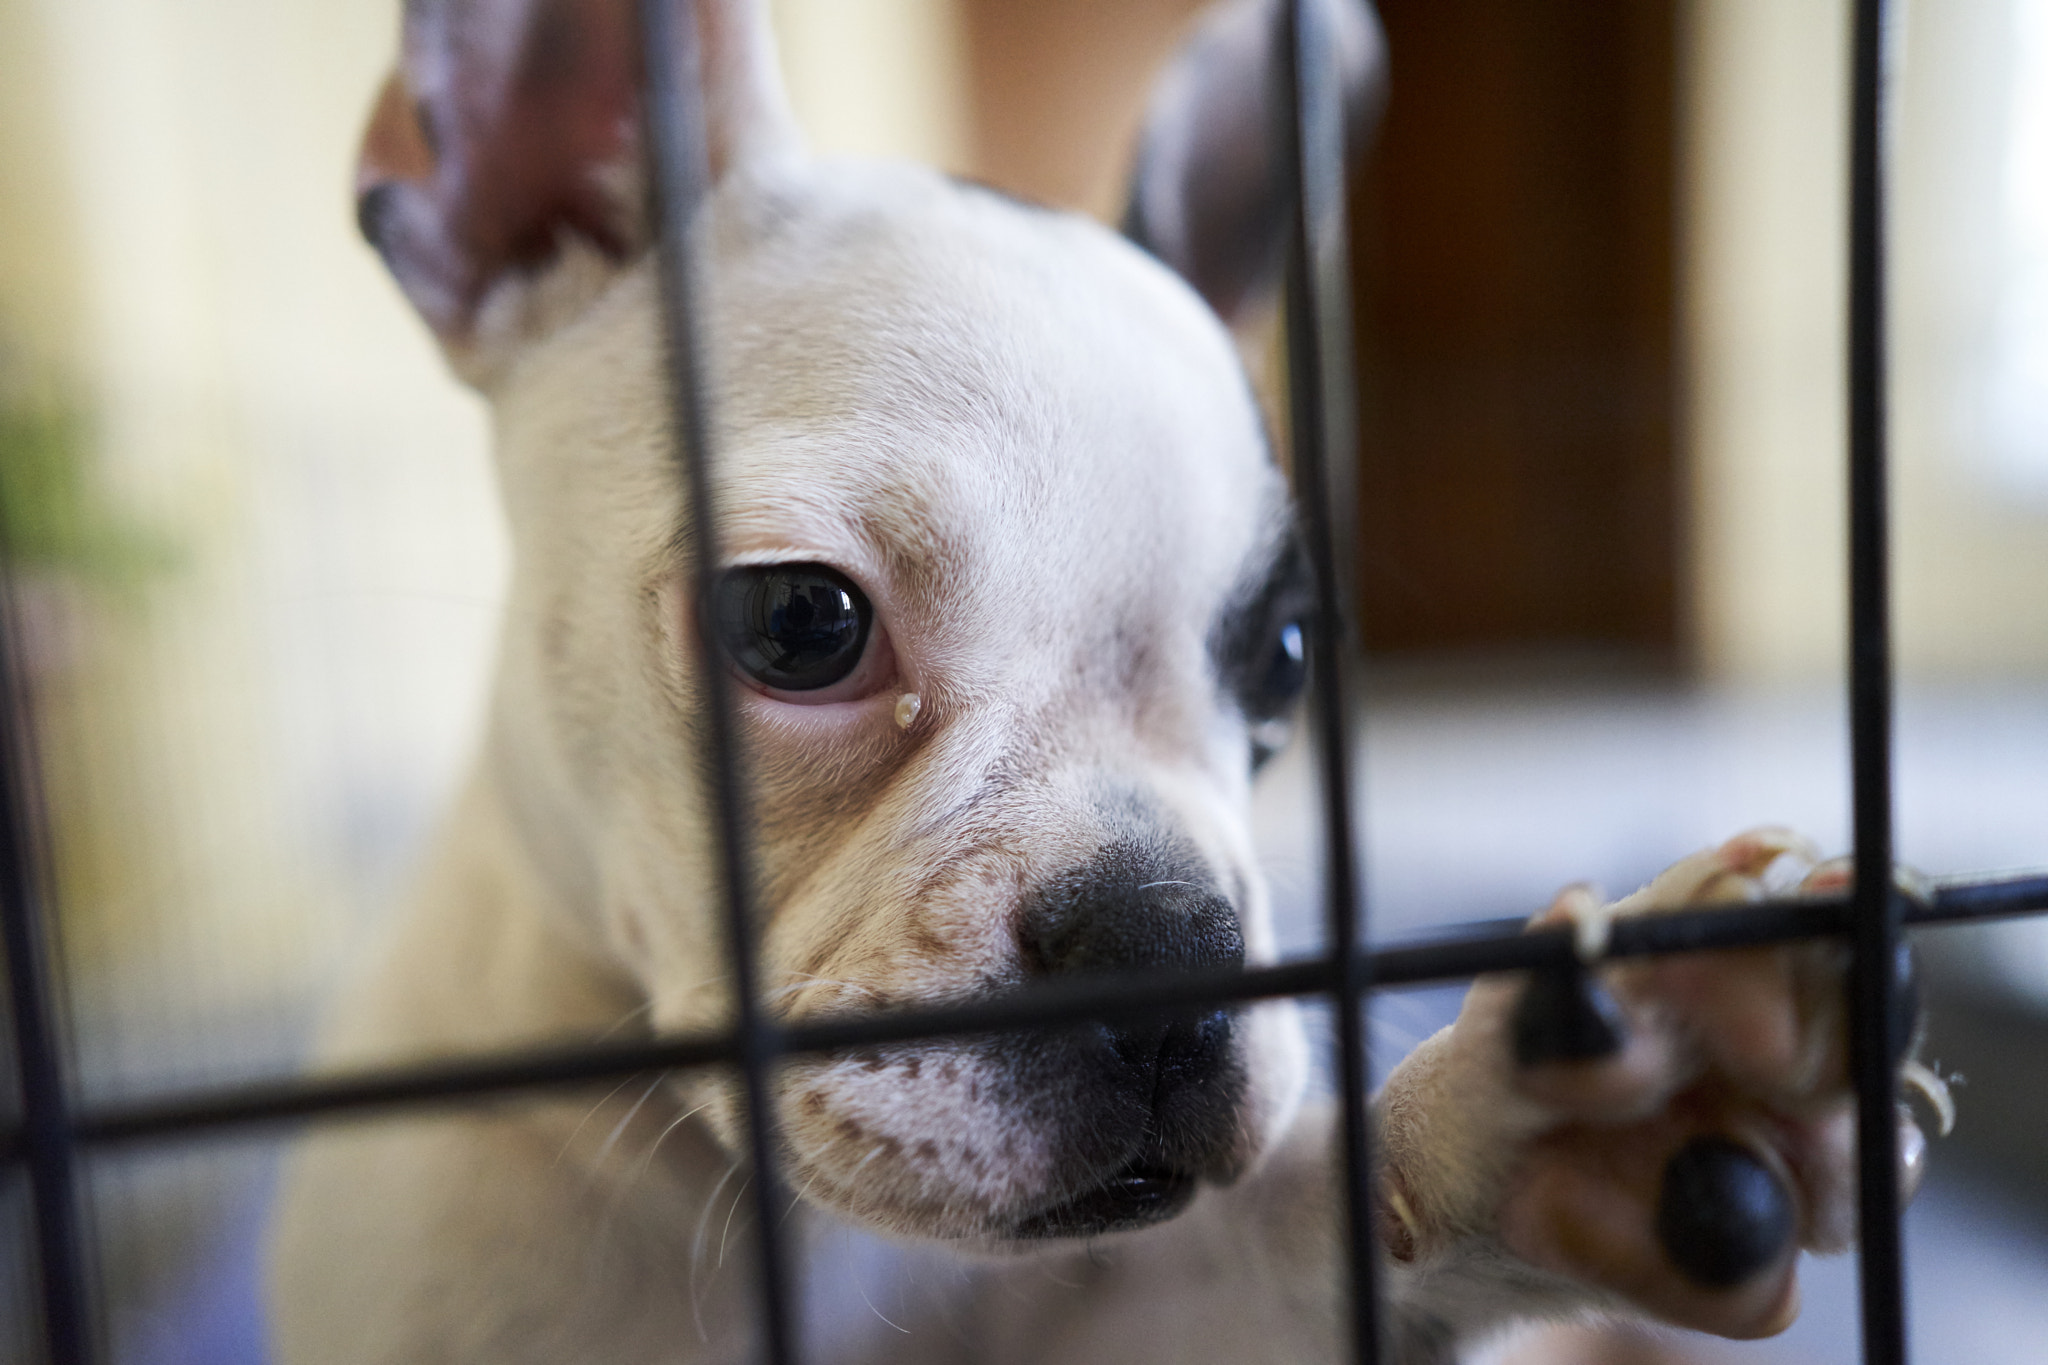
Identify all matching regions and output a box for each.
[789,1137,1243,1249]
[1004,1157,1202,1241]
[762,1009,1307,1245]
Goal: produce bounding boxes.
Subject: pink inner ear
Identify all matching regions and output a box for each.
[361,73,437,191]
[357,0,642,341]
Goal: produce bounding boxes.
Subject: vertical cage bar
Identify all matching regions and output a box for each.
[1278,2,1379,1361]
[635,3,796,1361]
[1845,0,1907,1362]
[0,579,91,1364]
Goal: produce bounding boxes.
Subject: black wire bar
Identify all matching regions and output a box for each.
[1846,1,1907,1361]
[636,1,795,1362]
[1278,1,1378,1361]
[0,582,92,1361]
[0,0,2023,1362]
[4,872,2037,1164]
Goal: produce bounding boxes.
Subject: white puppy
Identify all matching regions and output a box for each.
[269,2,1926,1361]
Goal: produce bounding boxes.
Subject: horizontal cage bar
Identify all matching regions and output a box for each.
[1,871,2036,1162]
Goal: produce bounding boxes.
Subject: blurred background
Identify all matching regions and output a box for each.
[1,0,2046,1361]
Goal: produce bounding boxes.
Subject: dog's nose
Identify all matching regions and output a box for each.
[1021,868,1245,980]
[1020,848,1246,1167]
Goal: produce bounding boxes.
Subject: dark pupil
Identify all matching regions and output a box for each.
[1262,620,1308,708]
[716,565,871,691]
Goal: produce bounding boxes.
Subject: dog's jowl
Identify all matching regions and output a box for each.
[269,2,1936,1362]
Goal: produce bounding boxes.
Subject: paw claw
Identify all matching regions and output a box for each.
[1532,883,1612,960]
[1900,1059,1954,1138]
[1613,828,1818,917]
[1717,828,1822,879]
[1799,855,1855,895]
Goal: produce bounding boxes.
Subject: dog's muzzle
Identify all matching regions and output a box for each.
[1008,847,1249,1238]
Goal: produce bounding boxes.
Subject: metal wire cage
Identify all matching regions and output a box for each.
[5,1,2048,1363]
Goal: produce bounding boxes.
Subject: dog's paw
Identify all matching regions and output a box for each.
[1378,830,1936,1342]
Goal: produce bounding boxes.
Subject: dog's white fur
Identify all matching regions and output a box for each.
[270,3,1920,1361]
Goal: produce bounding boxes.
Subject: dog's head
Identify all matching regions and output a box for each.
[359,0,1381,1242]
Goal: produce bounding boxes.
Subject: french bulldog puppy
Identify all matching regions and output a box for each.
[269,2,1929,1361]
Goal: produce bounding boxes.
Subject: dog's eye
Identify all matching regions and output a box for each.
[1261,619,1308,709]
[1243,617,1309,764]
[1212,532,1314,767]
[713,564,873,692]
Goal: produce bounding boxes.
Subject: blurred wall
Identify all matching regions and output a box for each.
[0,0,81,379]
[957,0,1206,218]
[3,0,503,1094]
[1688,0,2048,683]
[1685,0,1848,684]
[1888,0,2048,678]
[772,0,972,171]
[0,0,983,1095]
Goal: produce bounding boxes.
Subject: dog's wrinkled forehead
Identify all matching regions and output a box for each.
[707,166,1285,657]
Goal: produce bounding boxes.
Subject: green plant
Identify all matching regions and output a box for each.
[0,398,174,584]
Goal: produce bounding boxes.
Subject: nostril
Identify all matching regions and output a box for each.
[1158,1007,1233,1076]
[1105,1017,1173,1078]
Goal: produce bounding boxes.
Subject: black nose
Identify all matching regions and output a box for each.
[1019,844,1247,1172]
[1022,859,1245,980]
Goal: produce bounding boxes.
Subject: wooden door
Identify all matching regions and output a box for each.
[1351,0,1680,661]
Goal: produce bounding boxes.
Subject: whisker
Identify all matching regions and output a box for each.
[553,1072,645,1166]
[759,973,885,1006]
[585,1084,707,1252]
[781,1168,825,1225]
[1037,1248,1086,1289]
[590,1075,668,1172]
[690,1159,744,1343]
[857,1277,912,1335]
[630,1096,717,1188]
[594,1000,659,1042]
[718,1173,756,1269]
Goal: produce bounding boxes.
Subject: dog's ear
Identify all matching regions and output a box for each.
[1123,0,1386,327]
[357,0,801,363]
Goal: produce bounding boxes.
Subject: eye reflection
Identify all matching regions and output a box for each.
[1265,620,1307,707]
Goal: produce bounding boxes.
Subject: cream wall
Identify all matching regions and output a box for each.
[773,0,971,170]
[7,0,502,1093]
[1888,0,2048,677]
[0,0,80,378]
[1684,0,1848,683]
[1688,0,2048,682]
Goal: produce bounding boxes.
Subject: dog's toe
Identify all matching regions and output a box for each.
[1495,1091,1810,1338]
[1510,831,1850,1120]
